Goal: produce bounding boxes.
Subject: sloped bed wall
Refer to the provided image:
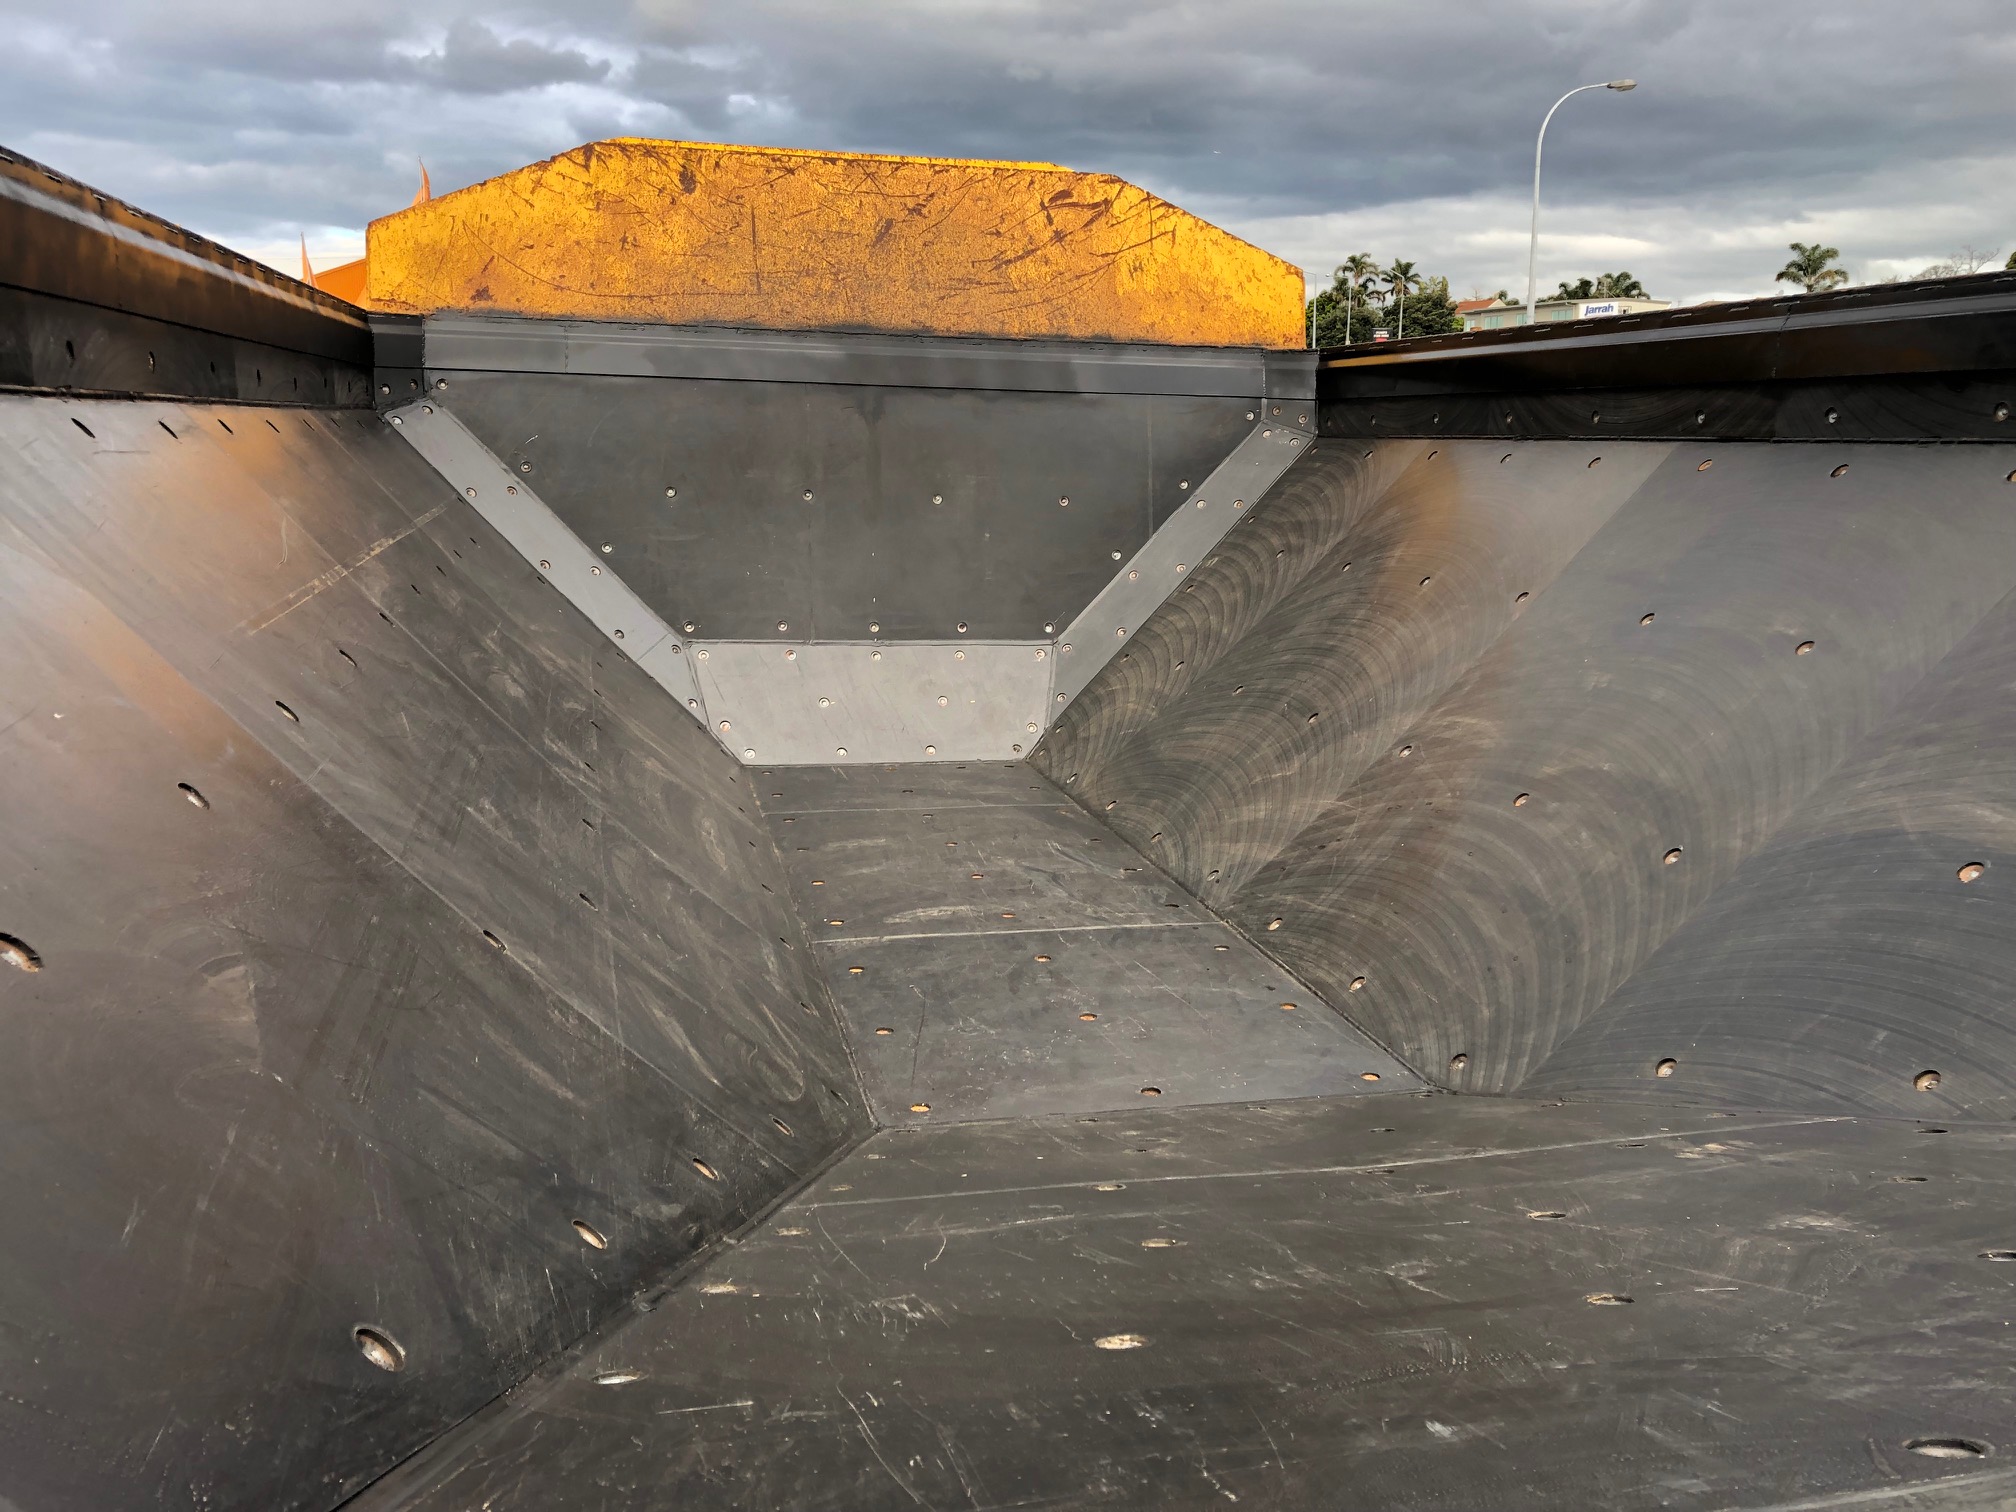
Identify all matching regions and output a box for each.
[1035,436,2016,1118]
[0,395,869,1509]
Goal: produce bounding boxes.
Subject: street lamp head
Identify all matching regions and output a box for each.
[1607,79,1637,91]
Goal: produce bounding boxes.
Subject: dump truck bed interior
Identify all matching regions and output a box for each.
[4,141,2016,1511]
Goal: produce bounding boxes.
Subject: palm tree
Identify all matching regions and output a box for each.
[1776,242,1848,294]
[1385,258,1421,339]
[1337,252,1378,344]
[1593,271,1647,298]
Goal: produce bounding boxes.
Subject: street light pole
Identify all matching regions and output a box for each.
[1525,79,1636,324]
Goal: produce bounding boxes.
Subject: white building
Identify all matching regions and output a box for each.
[1459,295,1673,332]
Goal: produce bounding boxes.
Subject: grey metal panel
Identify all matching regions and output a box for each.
[433,371,1255,640]
[694,640,1050,765]
[0,284,373,405]
[0,396,861,1130]
[1262,348,1318,400]
[1038,437,2016,1106]
[769,798,1212,939]
[0,399,869,1511]
[757,764,1407,1125]
[1039,438,1659,886]
[1523,574,2016,1118]
[387,398,701,711]
[356,1099,2016,1512]
[822,925,1416,1122]
[0,147,370,364]
[424,314,1278,397]
[1053,413,1319,706]
[755,761,1055,813]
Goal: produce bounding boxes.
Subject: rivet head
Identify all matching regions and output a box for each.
[802,489,813,500]
[538,559,551,570]
[1663,848,1684,865]
[600,543,613,554]
[1959,862,1986,883]
[954,649,966,661]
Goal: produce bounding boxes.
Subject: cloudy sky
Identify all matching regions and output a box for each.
[2,0,2008,306]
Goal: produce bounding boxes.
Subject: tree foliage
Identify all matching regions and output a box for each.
[1776,242,1849,294]
[1552,271,1647,300]
[1305,252,1462,347]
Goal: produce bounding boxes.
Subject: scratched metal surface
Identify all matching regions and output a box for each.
[357,1095,2016,1512]
[761,767,1415,1123]
[0,395,869,1511]
[435,371,1257,640]
[1035,438,2016,1111]
[1524,573,2016,1119]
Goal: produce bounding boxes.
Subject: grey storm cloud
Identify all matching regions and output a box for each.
[0,0,2010,300]
[410,18,612,94]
